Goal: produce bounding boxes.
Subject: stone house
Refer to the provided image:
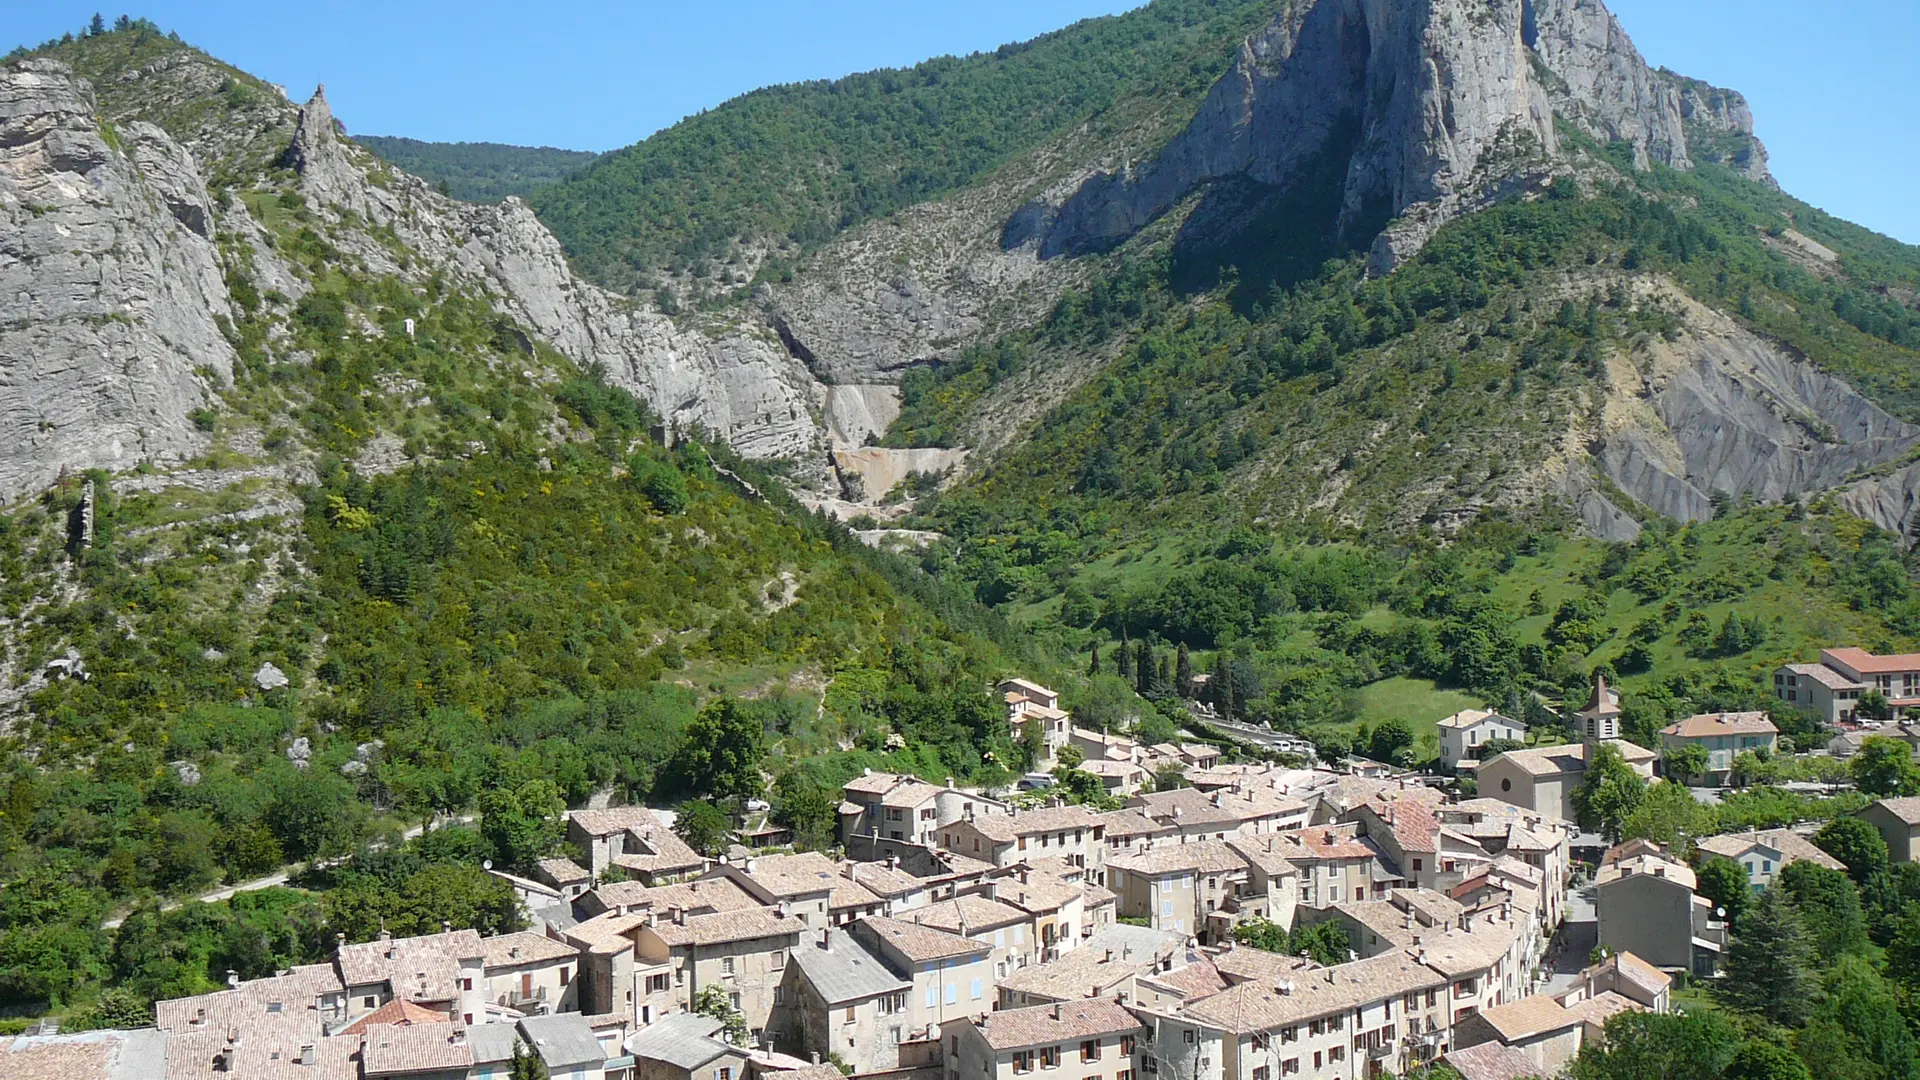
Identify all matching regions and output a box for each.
[1104,840,1251,943]
[1657,712,1779,785]
[1436,711,1527,773]
[943,1000,1143,1080]
[1858,797,1920,863]
[1594,853,1724,977]
[1693,828,1845,889]
[784,927,914,1075]
[629,907,810,1044]
[479,930,581,1017]
[853,916,996,1043]
[939,805,1107,870]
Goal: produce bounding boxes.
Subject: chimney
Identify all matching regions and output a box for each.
[1275,981,1293,997]
[510,945,521,960]
[947,777,956,789]
[1122,946,1133,960]
[335,932,346,950]
[1417,949,1428,966]
[449,1028,467,1046]
[823,928,835,950]
[442,920,452,934]
[671,906,686,925]
[845,863,857,881]
[1104,949,1114,964]
[779,900,792,918]
[227,970,240,989]
[1325,969,1336,986]
[812,1053,823,1065]
[1052,1003,1063,1021]
[889,856,901,871]
[1118,990,1130,1005]
[300,1044,316,1066]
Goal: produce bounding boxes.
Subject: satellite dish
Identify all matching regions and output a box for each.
[483,859,493,871]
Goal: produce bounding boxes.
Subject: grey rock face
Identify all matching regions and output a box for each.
[1028,0,1754,271]
[0,60,234,497]
[1599,296,1920,524]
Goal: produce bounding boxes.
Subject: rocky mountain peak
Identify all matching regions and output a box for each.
[1019,0,1766,272]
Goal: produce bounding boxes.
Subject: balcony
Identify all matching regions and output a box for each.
[505,986,550,1010]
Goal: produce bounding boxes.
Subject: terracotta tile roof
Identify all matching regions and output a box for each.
[1225,836,1299,878]
[1660,712,1778,739]
[1695,829,1845,872]
[858,915,992,963]
[1083,881,1118,908]
[1823,647,1920,675]
[1147,958,1229,1000]
[536,856,591,884]
[1209,944,1321,985]
[1595,853,1695,890]
[1785,662,1864,689]
[1181,952,1444,1034]
[1565,989,1642,1028]
[1098,807,1176,841]
[610,825,705,875]
[337,997,449,1035]
[739,852,884,910]
[1264,826,1376,862]
[1107,839,1251,877]
[154,962,343,1033]
[964,805,1104,842]
[645,906,807,948]
[0,1030,167,1080]
[1391,888,1465,925]
[841,859,926,898]
[564,910,651,955]
[1364,798,1441,854]
[997,942,1158,1000]
[976,999,1141,1051]
[1407,918,1524,977]
[479,930,579,969]
[569,806,661,836]
[1443,1041,1541,1080]
[1473,995,1579,1041]
[1436,709,1510,730]
[1868,796,1920,825]
[763,1066,849,1080]
[999,678,1058,701]
[589,875,761,916]
[906,895,1026,935]
[336,929,482,1002]
[1610,951,1673,995]
[361,1022,473,1077]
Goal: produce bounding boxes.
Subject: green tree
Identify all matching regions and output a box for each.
[1692,856,1752,930]
[1175,643,1194,696]
[1567,1009,1739,1080]
[1881,900,1920,990]
[1055,744,1085,771]
[1661,743,1710,785]
[1367,718,1416,767]
[693,982,750,1044]
[1816,815,1890,884]
[772,772,835,852]
[674,800,733,857]
[1797,956,1918,1080]
[1620,781,1712,853]
[478,779,565,871]
[1722,1040,1811,1080]
[1152,764,1188,792]
[1722,886,1817,1026]
[1851,735,1918,795]
[510,1044,550,1080]
[663,698,766,799]
[628,454,689,514]
[265,768,369,862]
[1573,743,1647,843]
[1780,861,1869,959]
[1857,688,1892,722]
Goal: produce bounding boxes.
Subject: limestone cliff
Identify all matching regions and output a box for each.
[0,60,235,494]
[1022,0,1762,272]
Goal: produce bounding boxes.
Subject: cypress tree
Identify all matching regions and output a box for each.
[1135,641,1152,696]
[1175,643,1194,697]
[1087,642,1100,677]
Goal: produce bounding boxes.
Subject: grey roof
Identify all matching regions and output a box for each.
[468,1024,521,1066]
[519,1012,605,1070]
[628,1013,738,1070]
[791,933,910,1005]
[1085,923,1185,958]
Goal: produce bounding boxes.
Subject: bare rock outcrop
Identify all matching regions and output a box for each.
[1023,0,1761,272]
[1598,290,1920,524]
[0,60,233,495]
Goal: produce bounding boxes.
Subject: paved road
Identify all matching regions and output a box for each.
[1543,882,1599,996]
[101,813,473,929]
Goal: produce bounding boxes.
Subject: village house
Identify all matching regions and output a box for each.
[704,852,886,930]
[628,1012,749,1080]
[853,916,997,1042]
[336,928,490,1027]
[1556,951,1671,1014]
[480,930,582,1017]
[940,804,1108,870]
[1098,807,1180,859]
[1594,852,1725,977]
[629,907,810,1043]
[565,911,651,1023]
[1223,836,1302,930]
[1436,711,1527,773]
[1001,678,1071,762]
[1263,826,1395,909]
[942,999,1142,1080]
[1126,785,1310,842]
[1658,712,1779,785]
[578,875,763,922]
[538,857,595,901]
[569,807,708,883]
[784,927,915,1075]
[1477,740,1655,824]
[1104,840,1252,942]
[1409,911,1534,1024]
[1694,828,1846,888]
[990,862,1098,960]
[1778,647,1920,722]
[1858,797,1920,863]
[1436,801,1571,923]
[839,772,1008,849]
[995,926,1185,1008]
[906,893,1036,977]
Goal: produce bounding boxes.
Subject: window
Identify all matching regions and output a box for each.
[947,983,958,1006]
[1313,1053,1322,1070]
[1425,991,1437,1008]
[972,979,984,1000]
[1084,1041,1104,1063]
[1501,778,1512,792]
[775,988,785,1004]
[1308,1021,1321,1037]
[890,1028,902,1046]
[722,957,736,976]
[1329,1047,1344,1063]
[846,1007,858,1025]
[1040,1046,1061,1070]
[1119,1071,1133,1080]
[719,1069,732,1080]
[461,978,473,991]
[1143,1056,1158,1075]
[1182,1030,1195,1045]
[464,1013,473,1025]
[363,997,376,1009]
[1328,1016,1342,1032]
[1014,1052,1036,1074]
[1281,1026,1297,1044]
[1252,1069,1269,1080]
[1121,1036,1135,1055]
[267,1002,282,1014]
[647,974,671,994]
[1412,859,1422,872]
[729,992,741,1012]
[560,966,570,986]
[1281,1061,1298,1077]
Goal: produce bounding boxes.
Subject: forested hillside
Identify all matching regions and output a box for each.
[527,0,1282,291]
[357,136,597,202]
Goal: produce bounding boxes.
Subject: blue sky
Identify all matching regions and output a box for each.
[6,1,1916,243]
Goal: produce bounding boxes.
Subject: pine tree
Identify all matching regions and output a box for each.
[1175,642,1193,697]
[89,13,106,36]
[1722,887,1817,1026]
